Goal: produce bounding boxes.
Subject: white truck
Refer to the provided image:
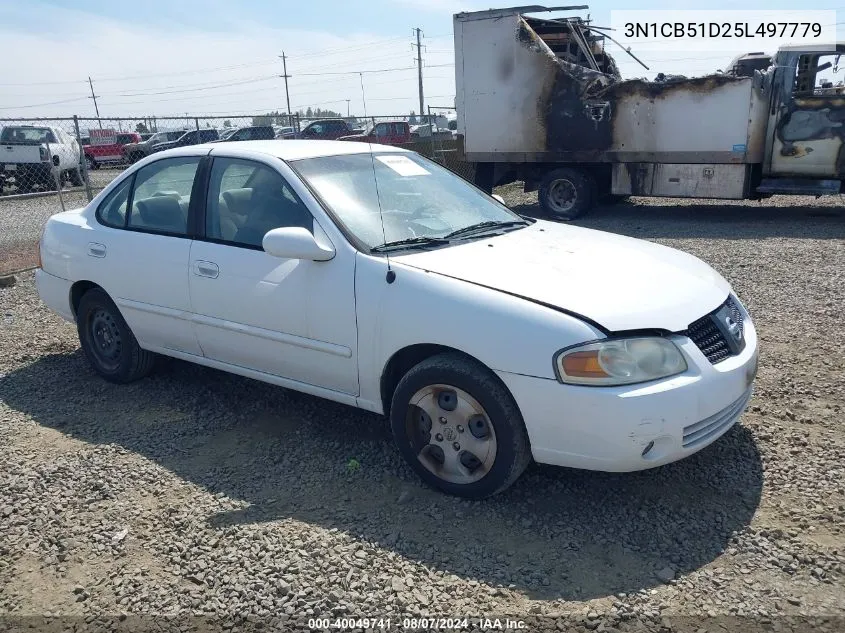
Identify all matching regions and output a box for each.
[455,5,845,218]
[0,125,83,194]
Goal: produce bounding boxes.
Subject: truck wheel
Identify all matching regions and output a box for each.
[390,352,532,499]
[43,173,59,191]
[86,155,98,171]
[69,168,84,187]
[539,167,594,220]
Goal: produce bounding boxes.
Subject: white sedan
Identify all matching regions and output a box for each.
[36,140,759,498]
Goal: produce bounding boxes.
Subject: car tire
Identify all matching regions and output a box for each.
[86,155,98,171]
[538,167,594,220]
[389,352,532,499]
[76,288,157,384]
[68,168,84,187]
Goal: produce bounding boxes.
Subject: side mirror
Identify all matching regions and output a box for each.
[262,227,335,261]
[492,194,506,205]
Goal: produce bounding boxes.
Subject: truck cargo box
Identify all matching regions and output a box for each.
[454,7,769,165]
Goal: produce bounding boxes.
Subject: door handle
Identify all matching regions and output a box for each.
[193,260,219,279]
[87,242,106,258]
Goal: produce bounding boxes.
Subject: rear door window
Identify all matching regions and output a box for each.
[127,157,202,235]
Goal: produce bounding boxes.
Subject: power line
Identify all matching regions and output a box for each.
[0,38,411,88]
[0,96,89,110]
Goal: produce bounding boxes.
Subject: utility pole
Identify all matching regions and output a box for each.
[279,52,292,117]
[88,76,102,128]
[414,28,424,121]
[346,99,351,117]
[359,73,368,118]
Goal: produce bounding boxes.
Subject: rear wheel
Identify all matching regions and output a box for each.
[76,288,157,384]
[85,155,98,170]
[43,172,59,191]
[538,167,594,220]
[68,167,83,187]
[390,353,532,498]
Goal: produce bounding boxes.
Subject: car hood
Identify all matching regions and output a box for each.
[391,220,731,332]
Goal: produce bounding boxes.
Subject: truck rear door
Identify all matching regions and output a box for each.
[766,48,845,178]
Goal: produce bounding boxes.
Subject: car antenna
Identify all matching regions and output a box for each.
[366,137,396,284]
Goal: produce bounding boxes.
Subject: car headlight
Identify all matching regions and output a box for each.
[554,337,688,386]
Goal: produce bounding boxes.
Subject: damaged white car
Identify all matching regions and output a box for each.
[36,140,758,498]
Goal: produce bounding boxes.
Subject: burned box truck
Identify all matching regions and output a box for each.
[455,5,845,218]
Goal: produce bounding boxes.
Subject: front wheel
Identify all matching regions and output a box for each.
[538,167,594,220]
[390,353,532,498]
[77,288,157,384]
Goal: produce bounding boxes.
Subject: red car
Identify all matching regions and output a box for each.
[338,121,411,145]
[83,131,142,169]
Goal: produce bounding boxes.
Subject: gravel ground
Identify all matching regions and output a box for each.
[0,188,844,632]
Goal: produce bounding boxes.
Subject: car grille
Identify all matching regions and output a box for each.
[682,386,753,448]
[683,296,744,364]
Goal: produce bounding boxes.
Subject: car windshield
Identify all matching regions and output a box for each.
[147,133,169,143]
[1,127,56,143]
[292,152,526,250]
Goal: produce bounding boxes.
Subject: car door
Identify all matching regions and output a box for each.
[90,154,205,356]
[188,153,358,395]
[766,48,845,178]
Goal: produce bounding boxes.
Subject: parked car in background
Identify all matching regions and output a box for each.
[210,126,275,143]
[297,119,361,140]
[274,125,296,140]
[139,133,155,141]
[338,121,410,145]
[410,123,453,141]
[151,128,219,153]
[122,130,186,163]
[84,132,142,170]
[0,125,82,193]
[35,139,758,499]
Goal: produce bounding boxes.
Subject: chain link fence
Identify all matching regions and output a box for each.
[0,111,474,275]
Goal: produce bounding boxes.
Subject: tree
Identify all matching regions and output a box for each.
[135,122,149,134]
[223,120,232,128]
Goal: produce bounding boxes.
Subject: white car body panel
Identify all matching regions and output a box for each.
[36,140,759,477]
[392,221,731,332]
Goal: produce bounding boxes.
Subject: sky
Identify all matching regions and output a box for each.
[0,0,843,123]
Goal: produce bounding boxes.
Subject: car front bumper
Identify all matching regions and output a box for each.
[496,315,759,472]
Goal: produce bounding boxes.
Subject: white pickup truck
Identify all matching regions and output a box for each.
[0,125,83,194]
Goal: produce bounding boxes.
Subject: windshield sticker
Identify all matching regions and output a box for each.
[376,155,430,176]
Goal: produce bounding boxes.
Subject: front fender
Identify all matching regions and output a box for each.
[354,253,602,412]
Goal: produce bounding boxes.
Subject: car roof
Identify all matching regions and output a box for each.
[194,139,410,161]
